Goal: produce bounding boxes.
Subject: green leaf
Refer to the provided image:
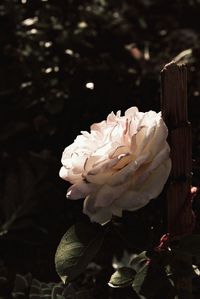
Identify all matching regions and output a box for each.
[108,267,136,288]
[130,251,148,272]
[178,234,200,257]
[132,262,149,295]
[55,222,105,283]
[132,261,176,299]
[51,285,64,299]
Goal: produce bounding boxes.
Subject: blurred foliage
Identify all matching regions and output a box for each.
[1,0,200,297]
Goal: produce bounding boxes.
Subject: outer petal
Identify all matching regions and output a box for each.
[59,166,82,184]
[94,182,130,208]
[143,117,168,160]
[115,159,171,211]
[85,153,130,184]
[110,204,123,217]
[130,142,170,186]
[107,111,120,123]
[66,181,96,199]
[83,195,112,224]
[132,113,168,162]
[108,153,149,186]
[134,125,156,157]
[125,106,139,118]
[93,144,170,209]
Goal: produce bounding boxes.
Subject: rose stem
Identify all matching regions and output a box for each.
[161,61,194,298]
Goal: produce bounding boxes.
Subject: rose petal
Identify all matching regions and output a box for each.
[134,123,156,157]
[85,154,128,184]
[144,118,168,160]
[59,166,82,184]
[107,111,120,123]
[108,153,149,186]
[83,195,112,224]
[125,107,139,118]
[110,146,130,158]
[111,204,123,217]
[94,182,130,208]
[66,181,95,200]
[131,142,170,186]
[115,159,171,210]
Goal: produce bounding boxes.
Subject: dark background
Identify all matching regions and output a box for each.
[1,0,200,298]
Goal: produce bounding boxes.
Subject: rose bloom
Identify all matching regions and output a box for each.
[60,107,171,225]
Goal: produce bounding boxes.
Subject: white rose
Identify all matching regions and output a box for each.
[60,107,171,225]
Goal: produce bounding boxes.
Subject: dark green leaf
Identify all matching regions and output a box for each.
[132,262,148,295]
[130,251,148,272]
[51,285,64,299]
[109,267,136,288]
[55,222,105,283]
[132,260,176,299]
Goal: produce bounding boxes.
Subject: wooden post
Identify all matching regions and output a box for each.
[161,61,195,237]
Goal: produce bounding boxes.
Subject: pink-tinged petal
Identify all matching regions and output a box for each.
[130,133,137,153]
[83,155,100,173]
[85,170,115,185]
[91,120,106,132]
[137,112,167,150]
[94,182,129,208]
[138,110,158,127]
[109,146,130,158]
[59,165,69,179]
[131,113,168,162]
[115,159,171,211]
[144,118,168,159]
[80,130,90,137]
[109,123,124,143]
[71,155,89,174]
[116,110,121,117]
[128,120,138,139]
[107,111,119,123]
[83,195,112,225]
[85,153,132,184]
[87,156,118,175]
[108,153,149,186]
[59,166,82,184]
[125,107,139,118]
[112,154,132,170]
[90,141,116,158]
[66,181,95,199]
[61,143,91,170]
[130,143,170,187]
[140,142,170,176]
[111,204,123,217]
[134,124,156,157]
[84,156,120,184]
[61,146,74,166]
